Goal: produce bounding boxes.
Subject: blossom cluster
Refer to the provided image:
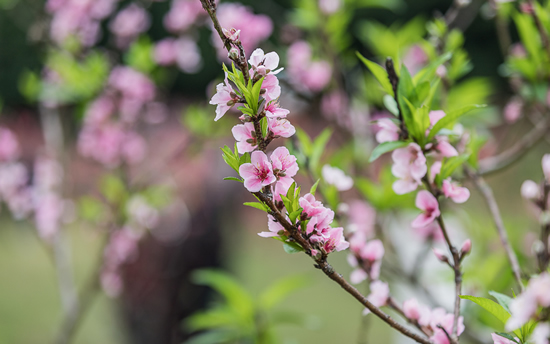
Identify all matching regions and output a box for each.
[210,46,348,256]
[0,128,70,241]
[78,66,162,167]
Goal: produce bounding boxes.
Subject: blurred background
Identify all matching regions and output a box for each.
[0,0,549,343]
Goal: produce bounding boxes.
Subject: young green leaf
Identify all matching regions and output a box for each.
[435,154,470,185]
[460,295,510,324]
[223,177,243,183]
[243,202,268,212]
[310,128,332,172]
[288,208,303,224]
[369,141,409,162]
[489,291,513,314]
[427,104,485,141]
[283,241,304,254]
[356,52,394,96]
[259,275,310,310]
[310,179,320,196]
[383,94,399,116]
[260,117,268,138]
[296,129,313,157]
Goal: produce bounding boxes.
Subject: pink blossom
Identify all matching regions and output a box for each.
[442,178,470,203]
[430,311,465,344]
[154,38,178,66]
[306,209,335,237]
[321,91,349,124]
[0,128,20,162]
[258,215,285,238]
[0,163,28,197]
[287,41,332,93]
[521,180,540,200]
[429,110,446,127]
[542,154,550,182]
[491,333,513,344]
[175,37,202,73]
[507,273,550,330]
[434,137,459,158]
[350,268,368,284]
[101,270,122,297]
[347,200,376,238]
[391,143,427,194]
[430,161,442,183]
[249,49,281,75]
[210,74,239,121]
[403,45,428,75]
[403,298,431,325]
[222,27,241,42]
[322,165,353,191]
[318,0,341,14]
[364,280,389,314]
[265,102,289,119]
[414,222,444,242]
[322,227,349,253]
[232,122,257,154]
[7,187,33,220]
[433,248,448,262]
[360,239,385,262]
[504,97,523,123]
[84,96,115,125]
[109,67,155,104]
[299,193,326,218]
[163,0,203,33]
[270,147,299,200]
[460,239,472,255]
[214,3,272,60]
[412,191,440,228]
[109,4,150,40]
[126,196,158,229]
[34,194,65,241]
[531,323,550,344]
[268,117,295,138]
[239,151,277,192]
[261,74,281,101]
[375,118,400,143]
[121,131,147,164]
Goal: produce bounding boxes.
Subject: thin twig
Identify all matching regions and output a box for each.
[478,117,550,176]
[466,170,525,292]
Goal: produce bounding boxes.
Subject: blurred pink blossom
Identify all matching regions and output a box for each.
[318,0,341,14]
[442,178,470,203]
[0,128,20,162]
[375,118,400,143]
[287,41,332,93]
[521,180,540,200]
[504,97,523,123]
[163,0,204,33]
[391,143,427,194]
[214,3,272,60]
[109,4,150,42]
[322,165,353,191]
[403,45,428,76]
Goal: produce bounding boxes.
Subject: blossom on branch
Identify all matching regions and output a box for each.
[239,151,276,192]
[412,191,440,228]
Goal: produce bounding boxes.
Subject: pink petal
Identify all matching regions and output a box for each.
[415,190,438,212]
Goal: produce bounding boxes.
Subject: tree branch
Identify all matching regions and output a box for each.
[466,170,525,292]
[478,117,550,176]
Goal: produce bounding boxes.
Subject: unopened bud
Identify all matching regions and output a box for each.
[250,130,256,138]
[254,73,263,82]
[228,47,239,60]
[230,91,238,99]
[246,138,255,144]
[259,88,266,95]
[433,248,449,263]
[226,100,235,106]
[222,27,241,42]
[521,180,540,200]
[460,239,472,256]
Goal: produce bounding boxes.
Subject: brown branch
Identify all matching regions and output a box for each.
[253,191,431,344]
[53,231,111,344]
[466,170,525,292]
[199,0,250,84]
[478,117,550,176]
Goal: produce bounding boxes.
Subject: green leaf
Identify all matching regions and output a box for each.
[288,208,303,224]
[310,128,332,172]
[413,52,452,84]
[383,94,399,116]
[435,154,470,185]
[221,146,239,172]
[489,291,513,314]
[192,269,254,319]
[260,117,268,138]
[309,179,320,196]
[238,152,251,166]
[369,141,409,163]
[427,104,486,141]
[280,195,293,214]
[283,241,304,254]
[100,174,127,205]
[259,275,310,310]
[243,202,268,212]
[296,129,313,157]
[460,295,510,324]
[494,332,519,344]
[78,196,107,223]
[223,177,243,183]
[356,53,394,96]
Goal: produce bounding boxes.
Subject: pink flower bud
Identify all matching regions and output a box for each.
[460,239,472,255]
[433,248,448,262]
[542,154,550,182]
[521,180,540,200]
